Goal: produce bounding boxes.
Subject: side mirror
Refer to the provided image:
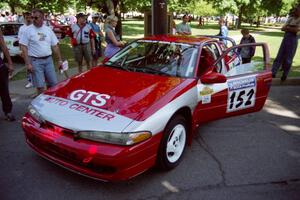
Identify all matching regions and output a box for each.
[200,71,227,84]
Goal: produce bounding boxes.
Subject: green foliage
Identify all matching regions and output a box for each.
[191,1,218,16]
[121,0,151,13]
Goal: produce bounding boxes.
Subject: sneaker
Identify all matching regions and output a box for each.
[281,75,287,82]
[25,82,33,89]
[5,113,16,121]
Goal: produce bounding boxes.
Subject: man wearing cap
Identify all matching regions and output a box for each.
[69,13,95,73]
[90,13,104,66]
[20,9,63,95]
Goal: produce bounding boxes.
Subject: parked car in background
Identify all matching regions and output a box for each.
[49,19,70,39]
[22,35,272,181]
[0,22,22,57]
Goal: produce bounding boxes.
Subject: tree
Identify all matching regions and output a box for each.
[189,0,218,17]
[208,0,298,28]
[1,0,27,13]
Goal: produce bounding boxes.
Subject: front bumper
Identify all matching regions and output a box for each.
[22,113,162,181]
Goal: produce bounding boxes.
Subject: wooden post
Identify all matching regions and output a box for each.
[152,0,167,35]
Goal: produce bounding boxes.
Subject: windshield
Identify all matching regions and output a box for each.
[105,40,199,78]
[0,24,22,36]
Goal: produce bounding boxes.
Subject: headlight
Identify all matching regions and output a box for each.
[75,131,152,146]
[28,104,45,123]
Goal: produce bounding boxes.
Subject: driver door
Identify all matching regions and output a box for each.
[194,43,272,125]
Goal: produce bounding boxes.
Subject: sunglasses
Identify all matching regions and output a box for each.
[32,16,41,20]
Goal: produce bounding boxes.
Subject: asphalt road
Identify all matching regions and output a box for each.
[0,86,299,200]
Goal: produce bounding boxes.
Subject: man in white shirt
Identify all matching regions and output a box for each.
[18,11,33,88]
[18,12,32,39]
[19,9,63,94]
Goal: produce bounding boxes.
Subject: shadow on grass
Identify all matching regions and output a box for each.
[257,31,284,37]
[190,23,219,30]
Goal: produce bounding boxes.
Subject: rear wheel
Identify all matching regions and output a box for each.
[157,115,187,170]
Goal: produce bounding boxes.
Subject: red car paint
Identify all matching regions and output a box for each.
[23,113,163,181]
[22,35,272,181]
[45,66,188,120]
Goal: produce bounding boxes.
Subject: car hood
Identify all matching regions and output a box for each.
[35,66,186,132]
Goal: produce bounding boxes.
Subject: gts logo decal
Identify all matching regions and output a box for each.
[69,89,111,107]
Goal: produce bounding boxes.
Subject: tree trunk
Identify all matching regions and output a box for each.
[113,0,122,39]
[256,16,260,27]
[106,0,115,16]
[237,4,245,29]
[105,0,122,38]
[9,3,15,14]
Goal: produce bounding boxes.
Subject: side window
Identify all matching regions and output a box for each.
[197,44,221,77]
[220,44,268,77]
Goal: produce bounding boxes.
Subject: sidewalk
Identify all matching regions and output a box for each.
[9,65,300,97]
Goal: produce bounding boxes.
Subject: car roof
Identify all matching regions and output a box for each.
[142,35,214,45]
[0,22,23,25]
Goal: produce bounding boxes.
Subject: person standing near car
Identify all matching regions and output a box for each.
[176,15,192,35]
[90,13,104,66]
[0,29,15,121]
[272,4,300,81]
[104,15,124,58]
[69,13,96,73]
[19,9,63,95]
[217,18,228,46]
[18,11,33,89]
[238,28,256,64]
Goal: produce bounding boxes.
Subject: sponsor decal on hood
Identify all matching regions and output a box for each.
[31,95,140,132]
[44,67,184,120]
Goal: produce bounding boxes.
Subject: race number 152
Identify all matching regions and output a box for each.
[227,88,255,112]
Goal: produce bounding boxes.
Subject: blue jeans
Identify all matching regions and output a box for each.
[272,32,298,77]
[30,56,57,88]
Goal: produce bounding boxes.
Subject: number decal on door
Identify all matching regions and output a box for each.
[227,76,256,112]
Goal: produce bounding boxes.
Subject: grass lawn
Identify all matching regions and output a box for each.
[12,19,300,80]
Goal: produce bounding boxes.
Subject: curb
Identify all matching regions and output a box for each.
[272,77,300,86]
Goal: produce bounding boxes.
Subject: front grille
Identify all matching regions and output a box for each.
[27,134,80,165]
[27,133,116,174]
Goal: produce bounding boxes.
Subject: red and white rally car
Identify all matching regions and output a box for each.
[22,35,272,181]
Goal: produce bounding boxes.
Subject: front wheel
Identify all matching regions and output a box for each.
[157,115,187,170]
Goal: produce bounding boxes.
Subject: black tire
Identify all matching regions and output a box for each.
[157,115,187,170]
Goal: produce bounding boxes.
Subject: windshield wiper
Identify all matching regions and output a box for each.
[105,61,129,71]
[137,66,171,76]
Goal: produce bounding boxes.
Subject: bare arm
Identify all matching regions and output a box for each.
[282,25,300,33]
[0,30,13,75]
[20,44,33,72]
[52,44,63,66]
[99,30,104,37]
